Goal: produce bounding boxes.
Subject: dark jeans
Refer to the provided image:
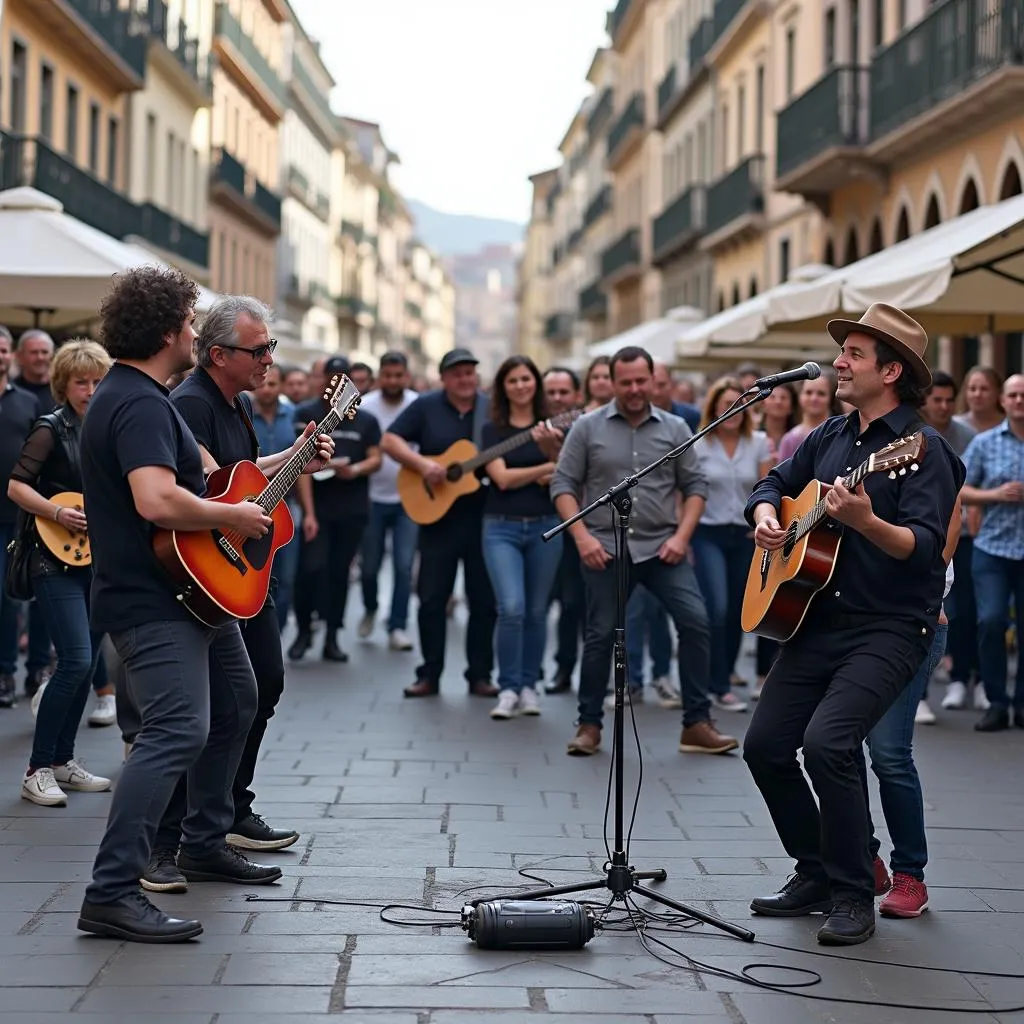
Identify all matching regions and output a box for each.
[579,554,711,728]
[86,619,257,904]
[29,570,102,769]
[361,501,418,631]
[625,587,671,687]
[866,623,947,880]
[945,535,979,683]
[743,612,930,902]
[0,522,19,674]
[294,516,367,634]
[973,547,1024,708]
[552,533,584,679]
[416,513,495,685]
[271,502,301,631]
[692,524,753,696]
[25,601,52,676]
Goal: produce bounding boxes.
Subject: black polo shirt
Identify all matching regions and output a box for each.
[387,389,490,519]
[13,377,57,414]
[745,403,965,627]
[481,421,553,518]
[293,397,380,521]
[82,363,206,632]
[170,366,258,467]
[0,383,40,525]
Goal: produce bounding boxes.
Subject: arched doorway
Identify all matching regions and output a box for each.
[1000,162,1023,199]
[894,207,911,242]
[869,218,884,254]
[958,179,980,214]
[924,194,941,229]
[843,227,859,266]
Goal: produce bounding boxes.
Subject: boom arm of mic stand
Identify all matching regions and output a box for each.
[543,387,772,544]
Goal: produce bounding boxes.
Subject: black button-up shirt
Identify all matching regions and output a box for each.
[744,404,965,626]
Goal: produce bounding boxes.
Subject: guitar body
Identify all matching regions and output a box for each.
[152,461,295,627]
[397,439,482,525]
[741,481,842,642]
[35,491,91,567]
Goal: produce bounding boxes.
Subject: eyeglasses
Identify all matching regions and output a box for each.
[217,339,278,360]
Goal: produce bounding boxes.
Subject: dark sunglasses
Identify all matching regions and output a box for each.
[217,338,278,360]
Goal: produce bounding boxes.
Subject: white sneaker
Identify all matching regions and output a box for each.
[518,687,541,716]
[941,680,967,709]
[974,684,991,711]
[52,759,111,793]
[915,700,937,725]
[88,693,117,728]
[22,767,67,806]
[30,678,49,719]
[357,613,375,639]
[711,692,748,712]
[388,629,414,651]
[490,689,519,719]
[650,675,682,709]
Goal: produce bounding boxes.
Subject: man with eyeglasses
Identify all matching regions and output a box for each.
[133,297,335,896]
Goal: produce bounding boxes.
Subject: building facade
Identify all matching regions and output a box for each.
[516,168,558,366]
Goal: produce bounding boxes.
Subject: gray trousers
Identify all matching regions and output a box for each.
[85,619,257,904]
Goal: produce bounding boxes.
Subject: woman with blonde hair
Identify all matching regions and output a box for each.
[692,376,774,711]
[8,340,113,806]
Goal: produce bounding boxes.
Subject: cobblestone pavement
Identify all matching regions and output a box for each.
[1,613,1024,1023]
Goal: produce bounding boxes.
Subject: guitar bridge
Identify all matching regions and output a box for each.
[212,530,248,576]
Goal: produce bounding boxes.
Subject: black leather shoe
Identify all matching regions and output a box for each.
[468,679,500,697]
[287,632,312,661]
[78,892,202,943]
[545,672,572,695]
[177,845,282,885]
[227,813,300,852]
[322,638,349,663]
[404,678,439,698]
[975,706,1010,732]
[817,898,876,945]
[750,873,833,917]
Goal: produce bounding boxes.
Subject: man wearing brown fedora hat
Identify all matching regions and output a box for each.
[741,302,965,945]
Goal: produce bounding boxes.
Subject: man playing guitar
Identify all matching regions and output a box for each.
[742,304,963,946]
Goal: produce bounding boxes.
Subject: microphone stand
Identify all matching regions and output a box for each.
[470,386,775,943]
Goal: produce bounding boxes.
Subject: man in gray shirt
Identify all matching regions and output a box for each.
[551,346,738,757]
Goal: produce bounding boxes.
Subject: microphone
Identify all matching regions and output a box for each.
[754,362,822,390]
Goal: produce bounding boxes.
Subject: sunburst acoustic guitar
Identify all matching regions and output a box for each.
[35,491,91,567]
[741,432,927,642]
[152,372,361,627]
[396,409,581,526]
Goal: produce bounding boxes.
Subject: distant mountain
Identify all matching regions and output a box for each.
[407,199,523,257]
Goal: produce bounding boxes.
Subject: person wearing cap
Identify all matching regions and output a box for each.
[742,303,964,946]
[380,349,499,698]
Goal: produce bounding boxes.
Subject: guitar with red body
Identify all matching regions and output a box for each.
[152,372,361,626]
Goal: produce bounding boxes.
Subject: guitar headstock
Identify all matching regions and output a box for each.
[323,373,361,421]
[868,430,927,480]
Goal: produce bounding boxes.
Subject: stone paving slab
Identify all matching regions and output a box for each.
[2,616,1024,1022]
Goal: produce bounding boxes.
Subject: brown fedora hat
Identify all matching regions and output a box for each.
[827,303,932,388]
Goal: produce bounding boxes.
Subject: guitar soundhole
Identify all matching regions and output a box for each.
[782,523,798,560]
[445,464,463,483]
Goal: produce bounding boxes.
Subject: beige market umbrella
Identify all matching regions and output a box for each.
[0,186,219,330]
[587,305,705,364]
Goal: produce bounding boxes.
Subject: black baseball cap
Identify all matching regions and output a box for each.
[439,348,479,373]
[324,355,350,374]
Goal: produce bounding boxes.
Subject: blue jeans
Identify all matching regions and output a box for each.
[0,522,19,675]
[692,524,753,697]
[579,555,712,728]
[866,622,947,880]
[482,515,562,693]
[30,569,102,769]
[625,587,671,687]
[973,547,1024,708]
[361,501,419,632]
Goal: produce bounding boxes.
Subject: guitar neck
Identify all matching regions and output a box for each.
[459,414,574,473]
[257,406,342,510]
[799,460,872,538]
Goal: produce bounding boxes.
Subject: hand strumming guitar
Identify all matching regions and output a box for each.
[227,500,273,539]
[531,422,564,462]
[419,457,447,487]
[56,506,88,533]
[753,503,788,550]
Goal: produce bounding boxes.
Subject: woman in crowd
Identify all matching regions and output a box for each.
[955,365,1004,435]
[757,381,799,461]
[693,377,774,712]
[777,369,841,462]
[582,356,613,412]
[481,356,563,720]
[8,340,113,806]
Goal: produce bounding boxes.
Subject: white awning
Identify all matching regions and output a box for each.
[587,305,704,364]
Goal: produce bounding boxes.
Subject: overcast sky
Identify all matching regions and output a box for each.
[289,0,610,224]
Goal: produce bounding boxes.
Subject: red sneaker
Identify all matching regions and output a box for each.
[879,873,929,918]
[873,856,892,896]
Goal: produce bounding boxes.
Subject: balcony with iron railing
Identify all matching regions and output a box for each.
[689,17,716,74]
[600,227,641,285]
[652,186,706,264]
[62,0,147,84]
[657,65,679,124]
[578,280,608,320]
[138,202,209,268]
[544,312,574,342]
[213,1,286,111]
[775,66,870,196]
[868,0,1024,164]
[141,0,209,95]
[336,295,376,322]
[584,185,612,229]
[292,53,335,128]
[703,155,765,248]
[210,148,281,232]
[607,93,645,168]
[587,87,614,139]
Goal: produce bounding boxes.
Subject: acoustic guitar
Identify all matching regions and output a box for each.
[396,409,580,525]
[740,432,927,642]
[153,372,361,627]
[35,491,91,567]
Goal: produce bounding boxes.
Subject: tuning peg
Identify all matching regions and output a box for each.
[898,468,907,476]
[911,463,919,471]
[888,470,896,479]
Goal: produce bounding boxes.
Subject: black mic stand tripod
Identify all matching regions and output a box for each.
[471,386,776,943]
